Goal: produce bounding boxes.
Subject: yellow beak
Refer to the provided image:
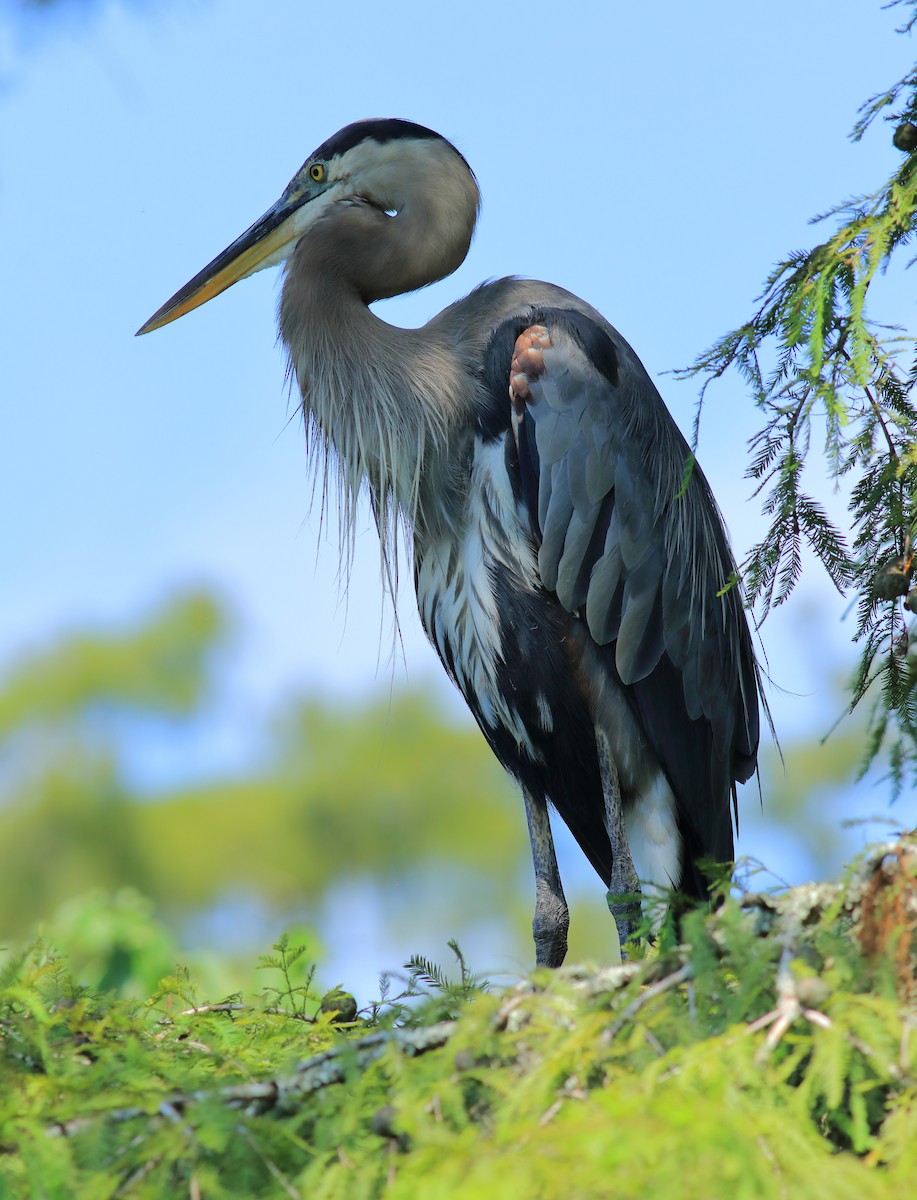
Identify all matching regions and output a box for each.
[136,180,320,336]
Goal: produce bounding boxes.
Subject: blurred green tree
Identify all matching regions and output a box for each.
[0,593,547,971]
[0,589,887,990]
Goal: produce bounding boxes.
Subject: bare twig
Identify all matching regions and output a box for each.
[745,945,832,1062]
[46,1021,459,1138]
[180,1002,247,1017]
[603,965,694,1043]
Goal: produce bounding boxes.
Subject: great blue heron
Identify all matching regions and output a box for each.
[138,118,763,967]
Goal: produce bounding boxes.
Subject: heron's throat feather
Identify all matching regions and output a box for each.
[279,279,464,589]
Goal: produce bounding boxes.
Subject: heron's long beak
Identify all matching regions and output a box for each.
[136,180,320,336]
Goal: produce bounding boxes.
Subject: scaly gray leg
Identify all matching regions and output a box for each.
[596,729,641,957]
[522,787,568,968]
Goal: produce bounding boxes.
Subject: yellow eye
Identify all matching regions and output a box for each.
[309,163,325,183]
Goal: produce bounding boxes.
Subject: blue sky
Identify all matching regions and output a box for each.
[2,1,915,943]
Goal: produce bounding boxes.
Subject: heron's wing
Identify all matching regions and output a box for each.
[503,308,760,875]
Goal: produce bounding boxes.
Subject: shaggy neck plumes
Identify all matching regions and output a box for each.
[278,258,466,588]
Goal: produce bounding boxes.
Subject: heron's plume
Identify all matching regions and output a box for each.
[282,290,466,604]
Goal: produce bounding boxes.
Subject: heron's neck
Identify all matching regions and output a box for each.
[279,267,467,548]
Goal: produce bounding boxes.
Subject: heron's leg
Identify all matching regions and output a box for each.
[522,787,568,968]
[596,729,641,957]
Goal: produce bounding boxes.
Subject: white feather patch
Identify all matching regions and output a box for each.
[416,439,541,760]
[625,773,681,925]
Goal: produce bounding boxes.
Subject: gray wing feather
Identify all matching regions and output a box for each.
[556,500,604,610]
[585,525,623,642]
[513,316,760,797]
[530,335,665,687]
[616,555,665,683]
[584,435,616,503]
[537,458,573,590]
[535,406,580,465]
[564,429,596,513]
[662,557,693,666]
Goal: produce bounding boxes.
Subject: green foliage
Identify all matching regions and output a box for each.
[399,940,490,1023]
[404,939,486,998]
[1,841,915,1197]
[679,1,917,788]
[0,584,889,990]
[0,592,534,959]
[258,934,321,1019]
[41,888,179,998]
[0,593,224,740]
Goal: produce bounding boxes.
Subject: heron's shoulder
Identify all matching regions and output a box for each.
[439,278,649,382]
[439,276,611,331]
[453,282,638,443]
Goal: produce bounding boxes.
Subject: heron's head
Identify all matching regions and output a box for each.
[137,119,481,334]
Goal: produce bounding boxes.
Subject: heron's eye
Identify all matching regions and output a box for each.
[309,163,326,183]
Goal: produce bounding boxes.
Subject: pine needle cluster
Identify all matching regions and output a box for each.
[1,838,916,1197]
[679,0,917,789]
